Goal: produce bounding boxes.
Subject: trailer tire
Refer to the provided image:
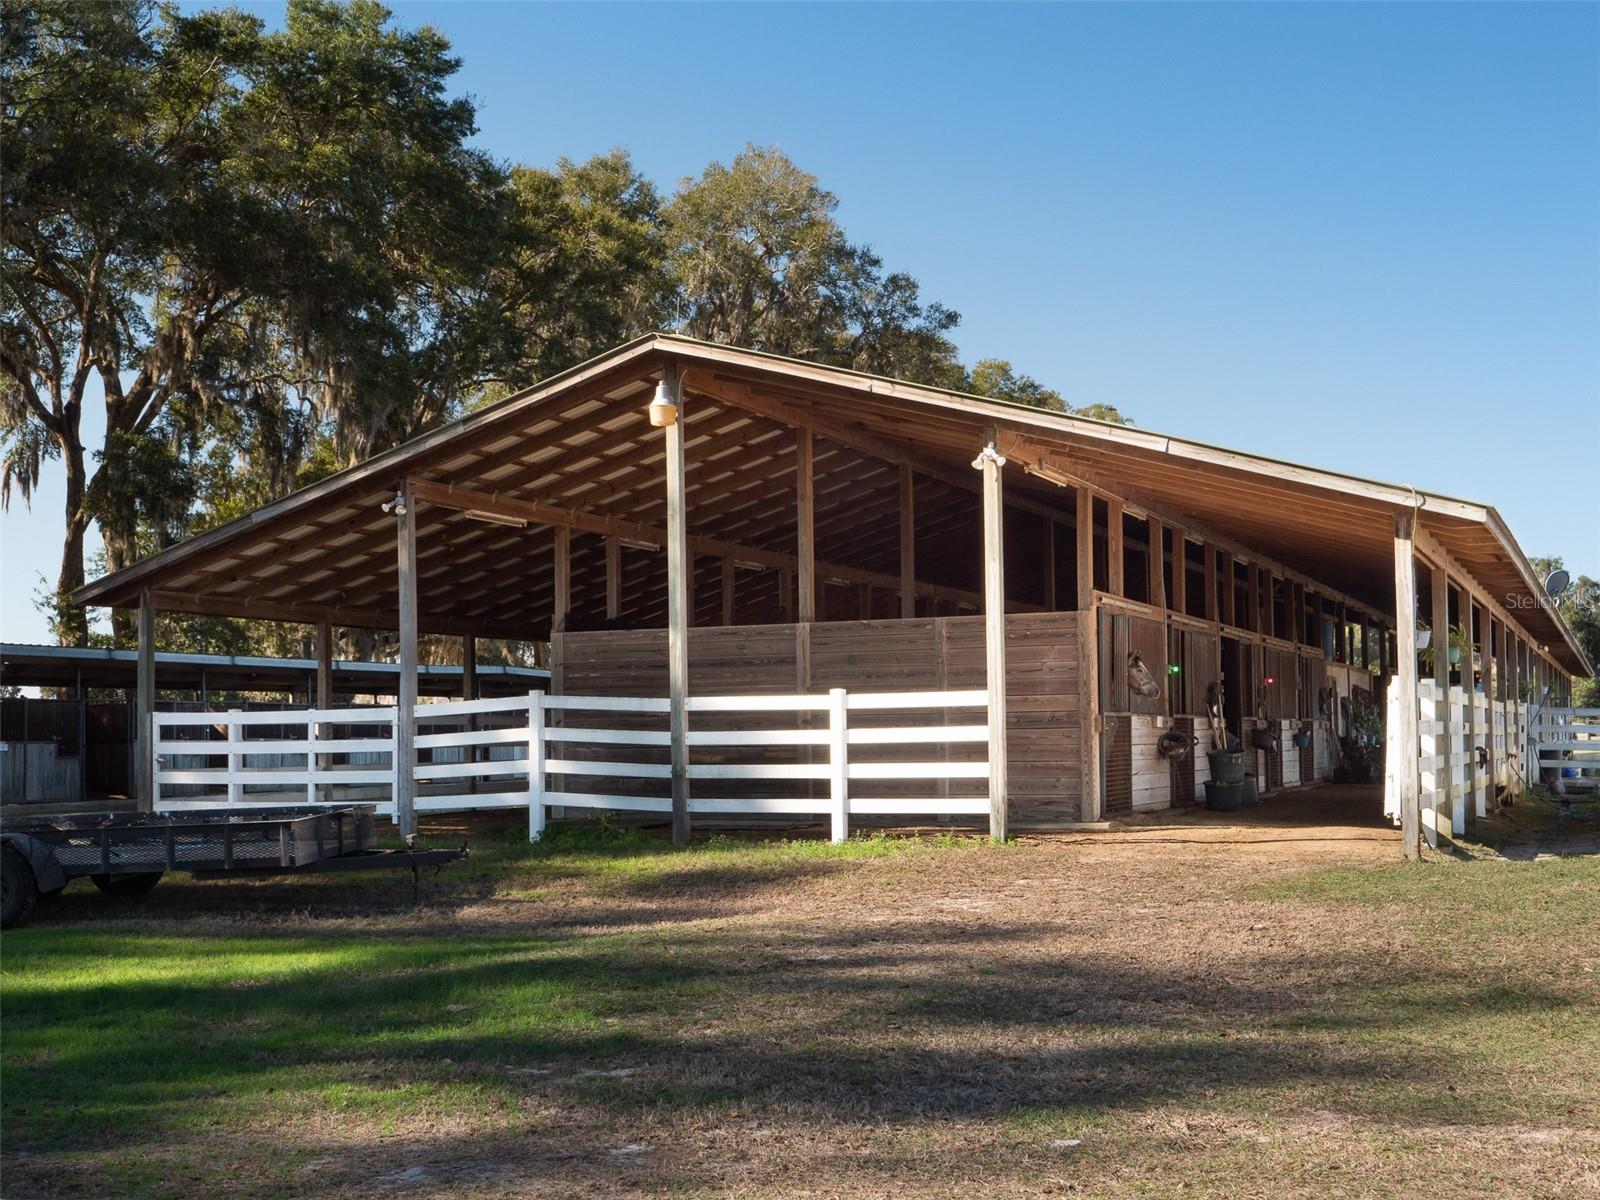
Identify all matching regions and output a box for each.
[90,872,164,898]
[2,846,40,929]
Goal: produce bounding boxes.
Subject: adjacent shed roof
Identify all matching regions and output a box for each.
[1,643,548,697]
[72,334,1588,674]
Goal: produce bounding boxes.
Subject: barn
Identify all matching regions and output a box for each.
[72,335,1589,856]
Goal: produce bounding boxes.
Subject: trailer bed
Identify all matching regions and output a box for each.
[5,805,383,876]
[1,805,467,928]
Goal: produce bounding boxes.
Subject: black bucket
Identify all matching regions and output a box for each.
[1205,779,1245,811]
[1207,748,1247,784]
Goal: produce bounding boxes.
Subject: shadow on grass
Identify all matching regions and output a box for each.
[4,913,1578,1169]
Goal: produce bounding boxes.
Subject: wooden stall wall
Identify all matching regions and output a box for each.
[553,612,1085,824]
[1099,615,1338,809]
[1098,612,1176,812]
[1172,624,1221,805]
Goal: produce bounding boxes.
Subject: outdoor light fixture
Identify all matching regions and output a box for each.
[1264,675,1275,686]
[648,379,678,428]
[382,489,407,517]
[1168,663,1181,675]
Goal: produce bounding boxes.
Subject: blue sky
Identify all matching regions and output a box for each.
[4,1,1597,644]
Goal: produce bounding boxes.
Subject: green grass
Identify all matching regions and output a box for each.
[2,827,991,1149]
[1248,850,1600,910]
[3,823,1598,1198]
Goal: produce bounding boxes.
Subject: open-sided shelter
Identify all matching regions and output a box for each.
[74,335,1589,854]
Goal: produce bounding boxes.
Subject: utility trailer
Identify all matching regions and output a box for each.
[1,805,466,928]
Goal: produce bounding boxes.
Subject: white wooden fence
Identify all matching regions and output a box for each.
[151,688,990,842]
[1389,679,1515,844]
[1533,707,1600,787]
[1385,683,1596,845]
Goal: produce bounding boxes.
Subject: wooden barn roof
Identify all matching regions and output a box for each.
[74,334,1589,674]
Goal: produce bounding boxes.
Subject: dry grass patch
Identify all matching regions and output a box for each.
[4,791,1598,1198]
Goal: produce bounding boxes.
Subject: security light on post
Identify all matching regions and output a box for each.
[648,379,679,428]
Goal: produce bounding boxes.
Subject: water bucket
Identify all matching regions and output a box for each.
[1207,748,1247,784]
[1205,779,1245,811]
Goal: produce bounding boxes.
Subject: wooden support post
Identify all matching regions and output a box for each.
[1106,499,1124,597]
[795,427,815,623]
[1393,511,1421,860]
[136,590,156,812]
[1147,518,1164,612]
[975,429,1009,841]
[552,526,571,635]
[394,481,418,837]
[900,463,917,618]
[605,536,621,620]
[1170,528,1187,617]
[721,556,736,626]
[461,635,478,701]
[1247,564,1263,634]
[1075,487,1094,611]
[1430,565,1452,845]
[1335,601,1347,662]
[1293,583,1307,646]
[1508,631,1521,781]
[664,364,691,847]
[1203,544,1218,623]
[315,623,334,710]
[1465,600,1480,823]
[1079,608,1102,822]
[1219,553,1236,628]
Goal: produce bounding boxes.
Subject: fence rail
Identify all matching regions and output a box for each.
[152,687,990,841]
[1387,687,1594,845]
[1533,707,1600,779]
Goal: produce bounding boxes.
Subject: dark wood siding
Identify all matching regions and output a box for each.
[554,612,1085,824]
[1099,612,1172,716]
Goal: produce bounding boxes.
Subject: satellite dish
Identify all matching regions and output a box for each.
[1545,569,1571,598]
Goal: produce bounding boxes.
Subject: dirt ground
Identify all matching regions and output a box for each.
[5,784,1599,1200]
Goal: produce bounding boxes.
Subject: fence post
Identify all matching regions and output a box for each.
[150,709,161,811]
[305,711,317,807]
[227,709,243,807]
[828,687,848,843]
[528,691,546,842]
